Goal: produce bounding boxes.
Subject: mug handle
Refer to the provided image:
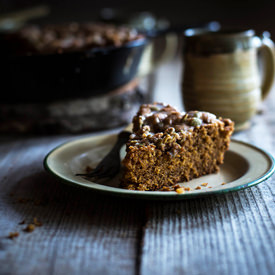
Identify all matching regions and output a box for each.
[259,32,275,100]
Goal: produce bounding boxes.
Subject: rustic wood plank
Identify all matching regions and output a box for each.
[139,178,275,275]
[0,134,145,275]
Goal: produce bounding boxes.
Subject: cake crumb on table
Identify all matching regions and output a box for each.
[33,218,43,227]
[24,224,35,233]
[195,186,202,190]
[201,183,208,187]
[184,187,191,191]
[8,232,19,239]
[222,182,227,185]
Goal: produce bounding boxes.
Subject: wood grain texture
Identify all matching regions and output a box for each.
[0,60,274,275]
[0,135,146,275]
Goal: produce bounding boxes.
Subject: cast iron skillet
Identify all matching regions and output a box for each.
[0,21,219,104]
[0,35,147,103]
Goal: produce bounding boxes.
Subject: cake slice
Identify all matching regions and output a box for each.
[121,103,234,191]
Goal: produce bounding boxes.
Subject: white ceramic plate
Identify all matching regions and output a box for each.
[44,133,275,200]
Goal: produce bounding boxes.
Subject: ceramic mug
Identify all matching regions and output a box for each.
[181,29,275,130]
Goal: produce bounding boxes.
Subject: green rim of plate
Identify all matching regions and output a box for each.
[43,136,275,200]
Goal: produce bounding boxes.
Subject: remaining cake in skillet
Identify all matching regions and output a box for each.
[4,22,144,55]
[122,103,234,191]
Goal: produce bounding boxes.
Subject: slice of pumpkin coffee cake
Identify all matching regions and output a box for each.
[121,103,234,191]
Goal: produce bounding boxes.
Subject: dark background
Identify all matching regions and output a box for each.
[0,0,275,36]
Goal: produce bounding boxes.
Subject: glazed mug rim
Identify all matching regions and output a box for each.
[184,28,255,38]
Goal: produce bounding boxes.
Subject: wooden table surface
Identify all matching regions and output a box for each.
[0,60,274,275]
